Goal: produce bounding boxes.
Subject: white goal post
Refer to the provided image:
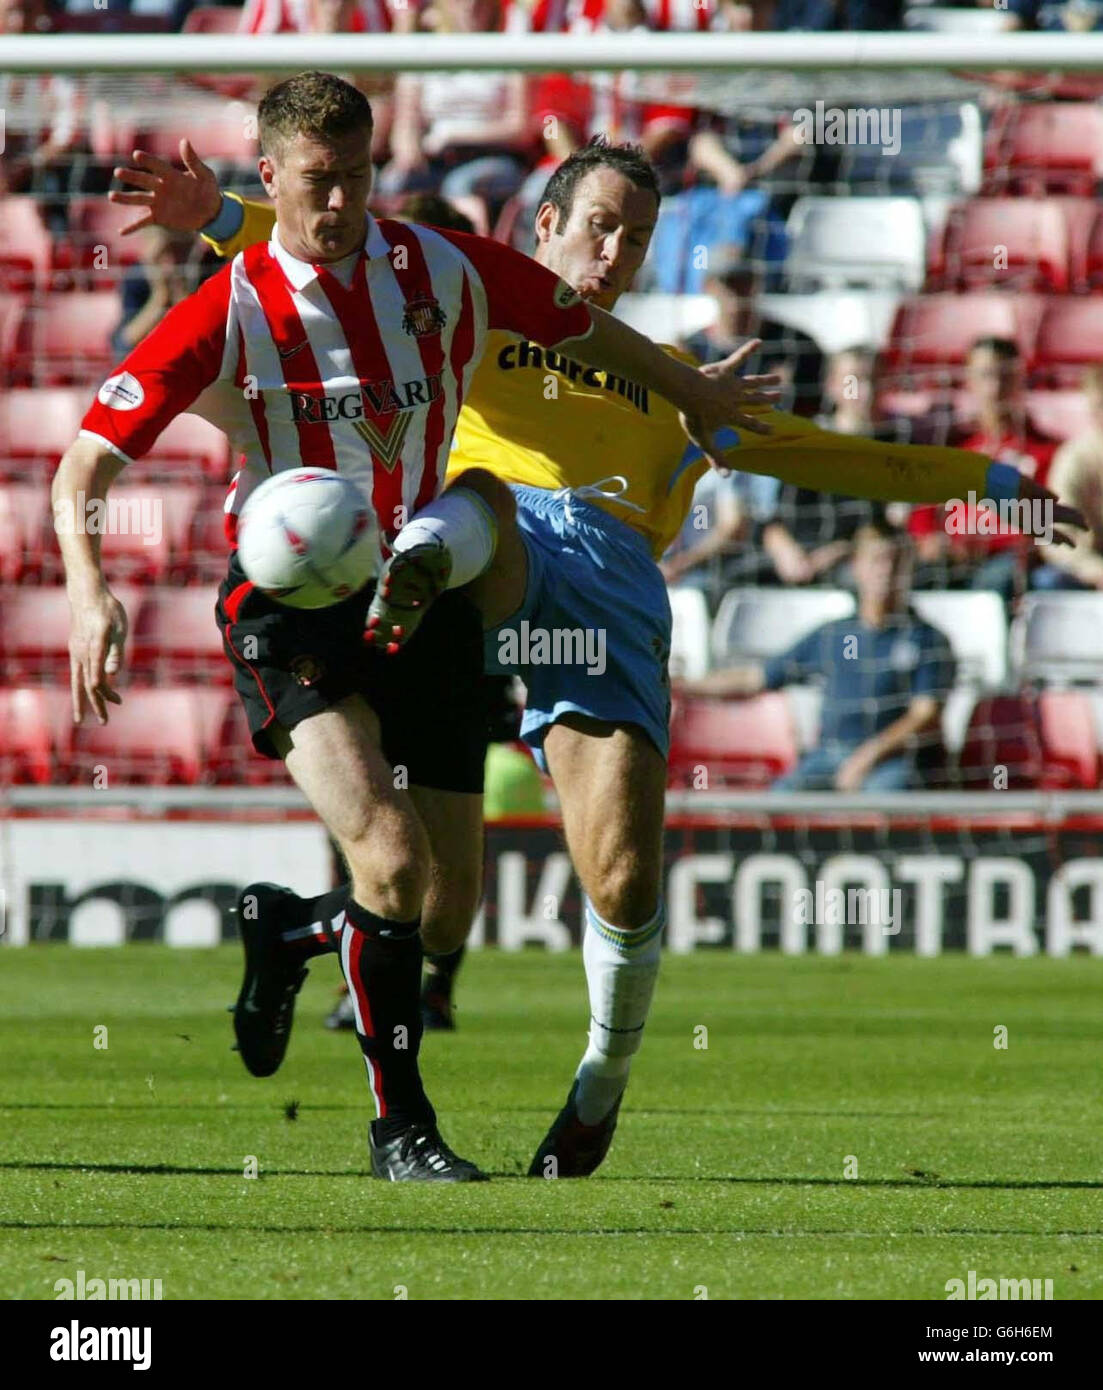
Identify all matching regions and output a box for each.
[3,31,1103,73]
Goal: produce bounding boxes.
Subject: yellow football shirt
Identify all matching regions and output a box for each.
[208,196,997,558]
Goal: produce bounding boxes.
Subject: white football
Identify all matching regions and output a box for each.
[237,468,378,609]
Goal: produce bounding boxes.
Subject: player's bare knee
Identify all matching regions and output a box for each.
[450,467,516,526]
[341,829,430,922]
[586,855,660,930]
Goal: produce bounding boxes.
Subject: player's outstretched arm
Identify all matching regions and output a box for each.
[561,311,779,469]
[109,139,222,236]
[52,438,130,725]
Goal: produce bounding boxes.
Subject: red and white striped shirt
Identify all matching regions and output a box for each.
[80,216,593,549]
[238,0,396,34]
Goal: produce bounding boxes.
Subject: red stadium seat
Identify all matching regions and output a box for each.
[0,293,27,384]
[933,198,1071,292]
[984,102,1103,196]
[0,198,53,293]
[66,199,146,284]
[0,687,72,785]
[1037,690,1099,789]
[18,292,122,387]
[98,483,202,584]
[0,389,84,477]
[668,694,798,789]
[186,488,233,583]
[1024,390,1095,443]
[143,412,232,482]
[0,583,140,681]
[958,694,1042,789]
[142,102,258,166]
[130,586,229,682]
[210,696,292,786]
[1034,298,1103,387]
[70,687,209,785]
[882,293,1043,386]
[0,483,51,582]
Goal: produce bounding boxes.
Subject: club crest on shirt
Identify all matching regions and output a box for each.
[290,654,326,686]
[402,294,446,338]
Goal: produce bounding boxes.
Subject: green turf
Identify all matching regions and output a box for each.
[1,947,1100,1300]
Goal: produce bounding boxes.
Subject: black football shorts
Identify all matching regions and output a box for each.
[216,553,486,794]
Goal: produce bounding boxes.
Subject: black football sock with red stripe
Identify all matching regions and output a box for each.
[423,944,466,1002]
[338,898,435,1138]
[277,886,348,960]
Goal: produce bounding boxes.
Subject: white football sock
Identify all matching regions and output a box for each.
[391,487,497,588]
[574,897,664,1125]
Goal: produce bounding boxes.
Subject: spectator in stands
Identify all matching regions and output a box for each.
[378,0,532,212]
[683,255,824,415]
[1002,0,1103,32]
[396,192,476,235]
[1033,365,1103,591]
[769,0,902,27]
[659,465,781,598]
[907,337,1059,603]
[110,226,200,357]
[677,521,955,790]
[240,0,404,160]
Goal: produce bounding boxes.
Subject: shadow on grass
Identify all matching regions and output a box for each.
[2,1159,1103,1191]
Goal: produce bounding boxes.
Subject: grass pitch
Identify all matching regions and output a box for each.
[1,947,1100,1300]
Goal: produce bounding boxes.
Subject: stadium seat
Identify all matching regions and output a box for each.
[984,102,1103,196]
[668,693,798,788]
[785,196,926,291]
[186,489,233,583]
[70,687,209,785]
[1036,689,1099,789]
[882,292,1043,385]
[1024,390,1094,443]
[143,102,258,167]
[18,292,121,387]
[0,388,84,476]
[210,696,292,785]
[0,293,28,384]
[1034,298,1102,387]
[933,198,1071,292]
[98,483,202,584]
[711,587,856,665]
[1010,591,1103,684]
[143,413,232,481]
[905,6,1007,33]
[0,198,53,293]
[66,199,147,284]
[668,586,710,680]
[0,483,52,582]
[0,583,139,682]
[908,590,1008,687]
[130,586,228,682]
[958,694,1042,789]
[0,687,73,785]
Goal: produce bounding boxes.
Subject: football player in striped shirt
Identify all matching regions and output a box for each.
[111,129,1080,1180]
[58,73,780,1183]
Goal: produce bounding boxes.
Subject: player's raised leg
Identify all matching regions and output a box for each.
[529,716,667,1178]
[365,468,514,650]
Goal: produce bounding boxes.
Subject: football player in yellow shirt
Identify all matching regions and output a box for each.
[112,135,1078,1178]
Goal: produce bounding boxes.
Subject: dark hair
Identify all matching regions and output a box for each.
[854,517,912,551]
[258,71,373,160]
[969,336,1020,361]
[538,135,660,236]
[396,193,476,236]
